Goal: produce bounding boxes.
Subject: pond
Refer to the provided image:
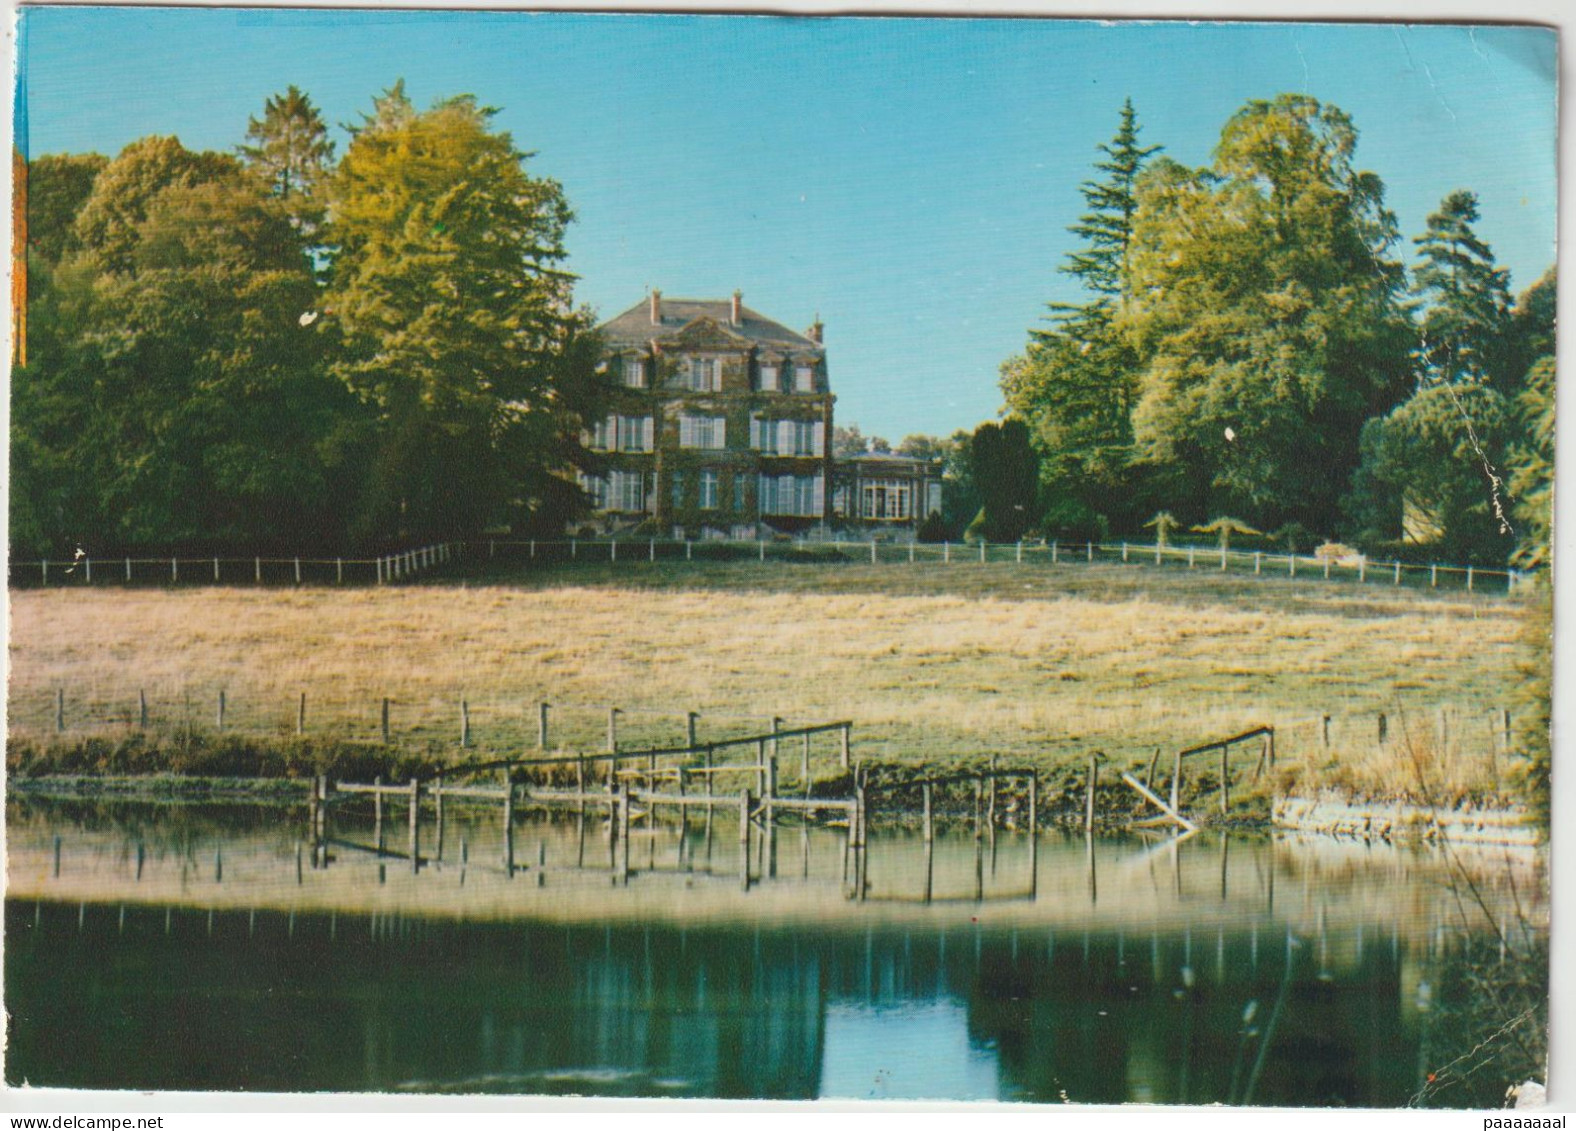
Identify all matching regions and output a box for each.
[3,794,1548,1105]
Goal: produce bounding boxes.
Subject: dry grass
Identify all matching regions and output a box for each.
[5,559,1533,801]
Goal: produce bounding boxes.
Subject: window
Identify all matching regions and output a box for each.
[794,364,815,393]
[759,364,780,392]
[733,473,748,511]
[618,415,653,452]
[687,357,721,392]
[584,417,612,452]
[671,471,685,508]
[699,470,719,510]
[753,418,823,456]
[758,473,824,516]
[621,356,646,388]
[751,416,778,454]
[608,469,646,513]
[862,479,912,520]
[578,472,608,509]
[679,415,726,450]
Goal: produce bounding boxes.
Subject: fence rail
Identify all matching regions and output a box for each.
[8,535,1527,596]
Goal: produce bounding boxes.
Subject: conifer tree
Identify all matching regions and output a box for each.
[1411,189,1512,390]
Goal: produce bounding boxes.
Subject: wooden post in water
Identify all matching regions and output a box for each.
[502,767,515,877]
[922,782,933,843]
[1219,744,1229,815]
[988,753,998,828]
[435,772,445,862]
[704,743,714,798]
[1170,750,1183,814]
[618,785,631,883]
[973,777,983,841]
[1085,755,1098,835]
[840,723,851,770]
[374,775,385,854]
[408,778,421,874]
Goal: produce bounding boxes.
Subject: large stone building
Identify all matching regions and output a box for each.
[583,290,832,536]
[582,290,940,537]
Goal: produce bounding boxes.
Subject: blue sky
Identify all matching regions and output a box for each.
[16,10,1559,440]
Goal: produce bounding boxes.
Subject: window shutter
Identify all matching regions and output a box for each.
[812,421,825,457]
[679,416,694,448]
[643,417,655,451]
[813,473,825,515]
[777,421,792,456]
[750,416,761,450]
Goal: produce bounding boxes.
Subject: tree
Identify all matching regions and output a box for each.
[239,85,335,234]
[1121,95,1414,533]
[11,135,357,553]
[24,152,108,270]
[1192,516,1263,553]
[323,87,603,541]
[1344,382,1514,563]
[1411,190,1512,391]
[967,419,1038,543]
[895,433,953,464]
[1003,100,1161,536]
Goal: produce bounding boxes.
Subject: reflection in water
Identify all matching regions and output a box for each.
[2,796,1548,1105]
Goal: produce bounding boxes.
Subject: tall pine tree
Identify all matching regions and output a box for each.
[1411,189,1512,390]
[1001,99,1161,536]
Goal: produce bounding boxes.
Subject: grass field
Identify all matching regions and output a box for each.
[5,558,1535,804]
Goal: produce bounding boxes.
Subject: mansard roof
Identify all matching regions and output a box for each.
[600,296,823,356]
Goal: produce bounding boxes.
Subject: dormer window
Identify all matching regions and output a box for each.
[759,364,780,392]
[794,364,815,393]
[621,356,646,388]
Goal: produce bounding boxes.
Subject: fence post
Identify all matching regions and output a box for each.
[297,692,306,736]
[1254,552,1262,575]
[909,541,915,564]
[255,557,262,583]
[55,688,64,733]
[979,541,986,563]
[530,540,537,560]
[139,689,148,728]
[870,539,878,564]
[217,689,226,731]
[294,557,302,585]
[336,558,343,584]
[1321,715,1331,748]
[1052,540,1058,564]
[1289,555,1296,578]
[126,557,133,582]
[1323,557,1331,580]
[1016,540,1023,564]
[1394,560,1401,586]
[85,557,91,583]
[538,702,550,750]
[42,559,48,584]
[1431,564,1438,588]
[1220,744,1229,815]
[408,777,422,874]
[685,540,692,561]
[1188,547,1195,569]
[381,697,390,743]
[1123,542,1129,563]
[650,538,656,562]
[1170,749,1182,813]
[1377,713,1387,744]
[1220,545,1227,571]
[460,699,470,748]
[611,540,617,563]
[840,723,851,770]
[571,538,577,559]
[1467,566,1474,592]
[759,540,765,562]
[1088,541,1094,563]
[1085,754,1098,835]
[687,711,698,751]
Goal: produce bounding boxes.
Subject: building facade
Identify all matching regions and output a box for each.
[583,291,834,536]
[832,453,944,530]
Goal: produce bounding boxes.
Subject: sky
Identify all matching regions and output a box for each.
[12,9,1559,441]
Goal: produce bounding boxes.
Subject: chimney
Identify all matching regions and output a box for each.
[808,316,823,345]
[731,290,743,326]
[649,289,662,325]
